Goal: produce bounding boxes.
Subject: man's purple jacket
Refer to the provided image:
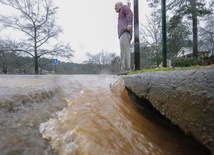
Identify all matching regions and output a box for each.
[117,5,133,39]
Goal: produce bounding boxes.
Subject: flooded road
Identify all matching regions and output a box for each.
[0,75,211,155]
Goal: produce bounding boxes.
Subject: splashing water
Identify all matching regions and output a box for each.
[39,75,210,155]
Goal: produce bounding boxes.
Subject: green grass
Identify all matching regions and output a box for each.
[128,66,203,75]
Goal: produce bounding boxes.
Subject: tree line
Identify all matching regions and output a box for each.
[0,49,121,74]
[142,0,214,68]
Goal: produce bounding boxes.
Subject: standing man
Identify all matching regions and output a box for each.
[115,2,133,74]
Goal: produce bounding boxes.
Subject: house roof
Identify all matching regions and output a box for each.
[177,47,192,57]
[177,47,210,57]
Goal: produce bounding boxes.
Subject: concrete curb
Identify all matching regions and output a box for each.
[124,66,214,153]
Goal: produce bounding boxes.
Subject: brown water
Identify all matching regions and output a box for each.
[0,75,211,155]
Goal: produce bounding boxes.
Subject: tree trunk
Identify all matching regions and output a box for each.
[34,23,39,74]
[191,0,198,59]
[34,56,39,74]
[3,66,7,74]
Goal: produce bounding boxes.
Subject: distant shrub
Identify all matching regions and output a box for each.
[207,55,214,65]
[197,55,214,66]
[173,58,198,67]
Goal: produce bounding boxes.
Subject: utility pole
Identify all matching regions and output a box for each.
[133,0,140,70]
[162,0,167,67]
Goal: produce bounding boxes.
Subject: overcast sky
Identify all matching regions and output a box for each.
[54,0,151,63]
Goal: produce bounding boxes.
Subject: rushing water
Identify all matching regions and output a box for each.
[0,75,211,155]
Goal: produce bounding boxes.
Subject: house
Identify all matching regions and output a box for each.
[177,47,210,58]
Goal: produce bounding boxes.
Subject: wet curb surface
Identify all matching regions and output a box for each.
[124,66,214,153]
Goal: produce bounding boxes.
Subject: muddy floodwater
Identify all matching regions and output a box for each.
[0,75,211,155]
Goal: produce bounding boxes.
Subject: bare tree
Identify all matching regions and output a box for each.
[0,39,15,74]
[140,8,162,67]
[0,50,7,74]
[199,13,214,55]
[86,50,117,74]
[168,21,191,58]
[0,0,74,74]
[86,50,118,72]
[111,56,120,74]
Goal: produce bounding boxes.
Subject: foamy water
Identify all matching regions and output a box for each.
[0,75,210,155]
